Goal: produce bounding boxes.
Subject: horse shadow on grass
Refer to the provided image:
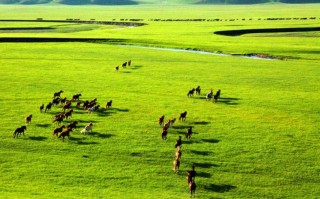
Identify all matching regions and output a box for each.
[194,162,219,168]
[35,124,51,128]
[90,132,115,139]
[76,119,98,124]
[191,121,210,125]
[204,184,236,193]
[29,136,47,141]
[172,125,192,130]
[190,150,213,156]
[218,97,240,106]
[112,108,129,112]
[120,71,131,74]
[202,139,220,144]
[96,109,113,117]
[130,65,143,70]
[197,172,212,178]
[183,140,201,145]
[69,137,99,145]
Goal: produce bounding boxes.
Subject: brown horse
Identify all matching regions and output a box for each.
[158,115,164,126]
[58,127,72,141]
[175,136,182,148]
[189,180,196,198]
[162,129,168,140]
[52,125,65,136]
[175,146,182,160]
[173,157,180,173]
[64,109,73,120]
[25,114,32,124]
[67,121,78,130]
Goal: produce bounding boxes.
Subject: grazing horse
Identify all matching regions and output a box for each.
[158,115,165,126]
[189,180,197,198]
[122,62,127,68]
[186,127,193,140]
[195,86,201,95]
[173,157,180,173]
[13,126,27,138]
[81,122,93,135]
[175,136,182,148]
[45,102,52,112]
[25,114,32,125]
[187,88,195,97]
[106,100,112,110]
[39,104,44,112]
[52,125,65,136]
[58,127,72,141]
[53,90,63,98]
[179,111,187,121]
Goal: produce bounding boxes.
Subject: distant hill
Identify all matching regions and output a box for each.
[0,0,319,5]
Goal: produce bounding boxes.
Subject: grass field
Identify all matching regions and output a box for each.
[0,3,320,199]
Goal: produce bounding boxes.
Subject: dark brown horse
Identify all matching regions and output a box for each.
[52,125,65,136]
[186,127,193,140]
[158,115,164,126]
[189,180,196,198]
[13,126,27,138]
[179,111,187,121]
[161,129,168,140]
[175,136,182,148]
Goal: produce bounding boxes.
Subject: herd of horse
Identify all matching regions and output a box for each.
[158,86,221,197]
[13,90,114,141]
[158,110,198,197]
[13,78,221,197]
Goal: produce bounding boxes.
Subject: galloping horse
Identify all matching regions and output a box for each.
[13,126,27,138]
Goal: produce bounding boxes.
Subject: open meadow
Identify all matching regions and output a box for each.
[0,3,319,199]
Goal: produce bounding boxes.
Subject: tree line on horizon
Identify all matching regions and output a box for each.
[0,0,319,5]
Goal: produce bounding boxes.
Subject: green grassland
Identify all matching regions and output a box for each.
[0,3,320,199]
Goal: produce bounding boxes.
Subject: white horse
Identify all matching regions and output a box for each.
[81,122,93,135]
[206,91,213,101]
